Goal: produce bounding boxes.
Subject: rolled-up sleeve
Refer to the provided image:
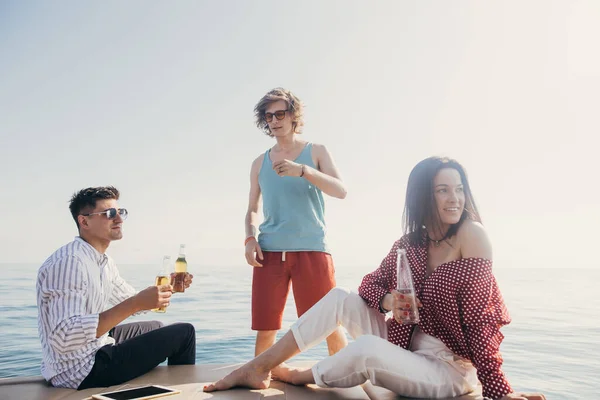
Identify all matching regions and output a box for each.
[39,256,99,354]
[358,240,401,312]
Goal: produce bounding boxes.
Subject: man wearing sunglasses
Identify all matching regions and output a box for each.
[36,186,196,390]
[244,88,348,368]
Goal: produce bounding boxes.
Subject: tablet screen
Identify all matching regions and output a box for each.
[98,385,174,400]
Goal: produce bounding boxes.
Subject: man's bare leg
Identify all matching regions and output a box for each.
[255,330,278,356]
[255,329,292,379]
[204,330,306,392]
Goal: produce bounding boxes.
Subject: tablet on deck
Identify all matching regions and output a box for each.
[91,384,181,400]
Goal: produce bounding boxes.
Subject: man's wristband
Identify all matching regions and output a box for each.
[244,236,256,246]
[300,164,305,177]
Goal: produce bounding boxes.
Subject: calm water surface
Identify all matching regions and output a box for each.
[0,263,597,399]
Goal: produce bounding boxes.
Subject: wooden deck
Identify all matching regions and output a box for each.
[0,362,484,400]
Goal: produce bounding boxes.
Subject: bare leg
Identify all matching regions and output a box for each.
[325,327,348,355]
[204,331,301,392]
[255,329,294,379]
[255,330,278,356]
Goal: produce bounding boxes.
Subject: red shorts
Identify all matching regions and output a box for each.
[251,251,336,331]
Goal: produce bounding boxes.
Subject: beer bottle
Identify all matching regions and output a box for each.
[152,255,171,313]
[173,244,187,293]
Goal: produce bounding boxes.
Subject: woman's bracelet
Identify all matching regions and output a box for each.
[244,236,256,246]
[379,293,391,313]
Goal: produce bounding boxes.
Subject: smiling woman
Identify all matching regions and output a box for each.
[403,157,481,249]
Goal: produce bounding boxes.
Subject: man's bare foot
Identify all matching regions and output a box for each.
[203,363,271,392]
[270,363,314,386]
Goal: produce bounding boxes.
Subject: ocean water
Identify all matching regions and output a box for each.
[0,262,597,400]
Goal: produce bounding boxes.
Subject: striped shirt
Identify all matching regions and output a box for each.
[36,237,137,389]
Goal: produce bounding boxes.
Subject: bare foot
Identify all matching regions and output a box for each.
[203,364,271,392]
[270,363,314,386]
[270,362,290,381]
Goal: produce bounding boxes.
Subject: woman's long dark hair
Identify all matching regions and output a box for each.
[403,156,481,246]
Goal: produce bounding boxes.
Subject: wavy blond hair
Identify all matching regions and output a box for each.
[254,88,305,137]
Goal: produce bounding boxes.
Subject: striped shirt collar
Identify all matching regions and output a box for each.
[74,236,108,267]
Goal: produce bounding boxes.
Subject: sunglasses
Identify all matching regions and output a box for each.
[82,208,128,220]
[264,109,288,122]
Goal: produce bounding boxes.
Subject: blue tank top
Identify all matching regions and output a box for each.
[258,143,328,252]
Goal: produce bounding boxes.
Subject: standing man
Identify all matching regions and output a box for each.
[37,186,196,389]
[245,88,348,363]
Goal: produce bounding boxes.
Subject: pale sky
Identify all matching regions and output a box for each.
[0,1,598,269]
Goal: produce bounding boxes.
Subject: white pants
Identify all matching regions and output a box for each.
[290,288,479,398]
